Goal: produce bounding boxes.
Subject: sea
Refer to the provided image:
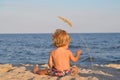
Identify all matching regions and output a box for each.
[0,33,120,67]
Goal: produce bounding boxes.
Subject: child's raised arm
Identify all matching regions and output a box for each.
[69,50,82,62]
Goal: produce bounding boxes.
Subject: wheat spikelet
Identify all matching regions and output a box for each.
[58,16,73,27]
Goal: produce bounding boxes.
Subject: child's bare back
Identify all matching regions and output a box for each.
[49,47,71,71]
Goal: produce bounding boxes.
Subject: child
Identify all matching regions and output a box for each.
[34,29,82,77]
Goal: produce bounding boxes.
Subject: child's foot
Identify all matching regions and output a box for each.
[34,64,39,74]
[71,66,79,76]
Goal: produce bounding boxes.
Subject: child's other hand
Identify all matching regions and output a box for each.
[76,50,82,56]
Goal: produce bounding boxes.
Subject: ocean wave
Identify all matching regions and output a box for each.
[69,45,84,48]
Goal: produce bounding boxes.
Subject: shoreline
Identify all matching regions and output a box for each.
[0,63,120,80]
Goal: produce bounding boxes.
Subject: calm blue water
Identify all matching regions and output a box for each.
[0,33,120,66]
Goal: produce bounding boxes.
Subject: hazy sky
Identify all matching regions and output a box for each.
[0,0,120,33]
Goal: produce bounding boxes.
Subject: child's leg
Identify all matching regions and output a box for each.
[34,64,48,75]
[71,66,79,76]
[33,64,39,74]
[38,68,48,75]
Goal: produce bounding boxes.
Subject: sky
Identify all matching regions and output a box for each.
[0,0,120,33]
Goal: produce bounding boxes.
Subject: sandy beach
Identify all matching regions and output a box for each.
[0,64,120,80]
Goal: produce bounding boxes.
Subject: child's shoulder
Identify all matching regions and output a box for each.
[67,49,72,53]
[50,50,55,53]
[50,49,57,54]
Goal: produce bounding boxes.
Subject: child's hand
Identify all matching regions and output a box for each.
[76,50,82,56]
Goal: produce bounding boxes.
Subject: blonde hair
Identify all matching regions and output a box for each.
[52,29,71,47]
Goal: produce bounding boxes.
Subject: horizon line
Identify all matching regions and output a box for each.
[0,32,119,34]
